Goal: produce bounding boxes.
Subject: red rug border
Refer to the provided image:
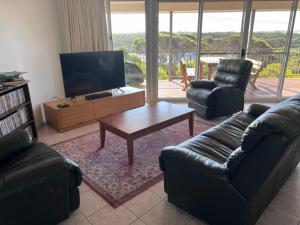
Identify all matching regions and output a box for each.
[83,173,164,208]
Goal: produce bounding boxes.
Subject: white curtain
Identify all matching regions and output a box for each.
[61,0,109,53]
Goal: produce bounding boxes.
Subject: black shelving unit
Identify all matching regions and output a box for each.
[0,81,38,140]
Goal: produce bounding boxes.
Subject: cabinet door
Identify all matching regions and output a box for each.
[93,97,121,119]
[118,92,145,111]
[60,103,94,128]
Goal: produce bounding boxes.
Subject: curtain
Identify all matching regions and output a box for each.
[61,0,109,52]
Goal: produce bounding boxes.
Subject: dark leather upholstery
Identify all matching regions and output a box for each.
[0,129,82,225]
[159,95,300,225]
[187,59,253,119]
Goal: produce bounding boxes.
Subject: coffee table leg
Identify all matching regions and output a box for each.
[127,138,134,165]
[189,113,194,137]
[100,122,106,149]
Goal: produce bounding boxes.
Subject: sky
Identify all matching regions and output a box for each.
[111,11,300,34]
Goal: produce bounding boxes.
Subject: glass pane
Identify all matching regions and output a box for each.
[246,1,292,99]
[158,2,199,99]
[110,1,146,91]
[283,7,300,97]
[200,1,244,80]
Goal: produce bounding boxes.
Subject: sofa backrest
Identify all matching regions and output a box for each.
[214,59,253,91]
[226,94,300,198]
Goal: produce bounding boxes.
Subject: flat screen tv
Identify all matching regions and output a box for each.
[60,51,125,98]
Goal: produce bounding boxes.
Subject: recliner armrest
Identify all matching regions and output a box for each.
[247,104,270,118]
[189,80,217,89]
[160,146,229,182]
[0,129,33,165]
[211,86,243,96]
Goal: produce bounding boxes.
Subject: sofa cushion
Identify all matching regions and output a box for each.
[242,94,300,151]
[227,94,300,174]
[178,135,234,164]
[0,129,33,165]
[202,111,256,150]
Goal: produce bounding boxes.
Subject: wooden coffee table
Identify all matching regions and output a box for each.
[98,101,195,165]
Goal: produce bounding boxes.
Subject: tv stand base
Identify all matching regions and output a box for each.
[43,87,145,132]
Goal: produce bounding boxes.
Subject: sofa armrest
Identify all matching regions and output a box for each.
[0,129,33,165]
[160,146,229,182]
[189,80,217,89]
[247,104,270,117]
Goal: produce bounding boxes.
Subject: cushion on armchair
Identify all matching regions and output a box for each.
[0,129,33,165]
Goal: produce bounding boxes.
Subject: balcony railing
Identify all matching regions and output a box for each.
[125,48,300,81]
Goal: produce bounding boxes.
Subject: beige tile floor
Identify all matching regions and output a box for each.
[38,118,300,225]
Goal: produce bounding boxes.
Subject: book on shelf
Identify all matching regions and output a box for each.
[0,82,36,139]
[0,107,30,136]
[0,88,26,114]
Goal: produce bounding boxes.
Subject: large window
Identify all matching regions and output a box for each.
[283,7,300,97]
[107,0,299,101]
[200,1,244,81]
[110,1,146,91]
[246,1,293,99]
[158,2,199,99]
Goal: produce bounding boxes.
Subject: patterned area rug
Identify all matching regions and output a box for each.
[52,120,213,208]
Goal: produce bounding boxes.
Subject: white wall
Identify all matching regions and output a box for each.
[0,0,65,127]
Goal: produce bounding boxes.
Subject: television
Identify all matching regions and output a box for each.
[59,51,125,98]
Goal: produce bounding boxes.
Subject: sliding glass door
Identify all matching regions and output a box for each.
[245,1,294,100]
[109,1,147,92]
[199,1,245,81]
[106,0,299,102]
[282,3,300,98]
[157,2,199,99]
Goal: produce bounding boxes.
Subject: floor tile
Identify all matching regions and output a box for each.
[79,190,108,217]
[58,210,87,225]
[130,219,147,225]
[256,204,299,225]
[186,217,208,225]
[80,182,91,194]
[140,200,191,225]
[78,220,92,225]
[87,206,137,225]
[270,190,300,219]
[124,190,162,217]
[148,181,167,199]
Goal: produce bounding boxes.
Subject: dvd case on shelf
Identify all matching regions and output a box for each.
[0,82,37,139]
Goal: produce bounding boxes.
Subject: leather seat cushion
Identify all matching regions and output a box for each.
[187,88,212,106]
[225,112,256,131]
[178,135,234,164]
[202,112,256,150]
[202,123,244,150]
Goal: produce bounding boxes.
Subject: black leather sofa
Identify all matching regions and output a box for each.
[187,59,253,119]
[160,94,300,225]
[0,129,82,225]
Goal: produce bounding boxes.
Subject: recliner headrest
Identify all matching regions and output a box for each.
[217,59,253,74]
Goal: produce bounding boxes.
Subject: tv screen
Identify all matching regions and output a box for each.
[60,51,125,98]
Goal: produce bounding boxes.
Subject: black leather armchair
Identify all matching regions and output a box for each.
[160,94,300,225]
[0,129,82,225]
[187,59,253,119]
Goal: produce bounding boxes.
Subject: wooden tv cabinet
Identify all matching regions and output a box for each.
[43,87,145,132]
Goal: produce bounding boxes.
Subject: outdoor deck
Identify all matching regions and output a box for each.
[130,78,300,99]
